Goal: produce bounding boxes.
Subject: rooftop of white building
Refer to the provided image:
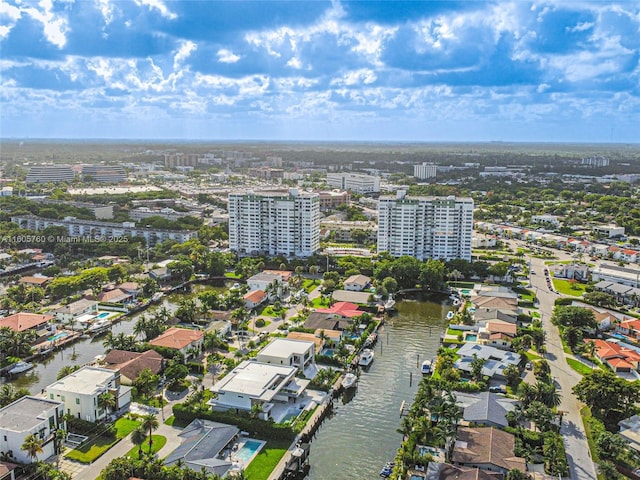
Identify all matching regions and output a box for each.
[0,396,62,432]
[46,366,116,395]
[258,338,315,358]
[210,360,296,401]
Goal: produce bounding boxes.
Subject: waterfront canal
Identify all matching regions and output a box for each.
[307,293,451,480]
[1,284,225,394]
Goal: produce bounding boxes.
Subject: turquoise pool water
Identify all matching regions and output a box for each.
[465,334,478,341]
[95,312,110,319]
[410,475,425,480]
[460,288,472,295]
[235,440,263,463]
[321,348,335,357]
[48,332,68,342]
[281,408,301,423]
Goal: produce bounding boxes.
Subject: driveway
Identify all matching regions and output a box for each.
[529,254,598,480]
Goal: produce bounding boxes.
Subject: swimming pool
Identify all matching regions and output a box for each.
[465,334,478,341]
[460,288,472,295]
[321,348,335,357]
[95,312,110,319]
[281,408,302,423]
[48,332,68,342]
[235,439,264,463]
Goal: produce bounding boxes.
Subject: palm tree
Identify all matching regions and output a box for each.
[98,391,117,417]
[131,427,147,458]
[140,413,159,454]
[21,433,43,462]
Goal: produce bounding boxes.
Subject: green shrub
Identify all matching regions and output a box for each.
[555,297,573,306]
[255,318,266,328]
[187,362,203,374]
[173,403,296,441]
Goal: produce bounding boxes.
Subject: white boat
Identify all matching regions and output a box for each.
[7,361,34,375]
[421,359,433,376]
[358,348,375,367]
[384,295,396,311]
[86,319,111,334]
[342,373,357,389]
[446,311,455,320]
[452,298,460,306]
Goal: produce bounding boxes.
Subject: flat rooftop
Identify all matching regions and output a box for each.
[46,366,115,395]
[0,396,62,432]
[211,360,296,401]
[258,338,314,358]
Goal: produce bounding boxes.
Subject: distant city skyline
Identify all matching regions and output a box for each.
[1,1,639,143]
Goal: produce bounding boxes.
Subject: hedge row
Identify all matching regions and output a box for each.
[172,403,296,441]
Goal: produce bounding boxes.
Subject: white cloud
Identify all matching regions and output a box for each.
[331,69,377,86]
[567,21,594,32]
[134,0,176,20]
[174,41,197,69]
[286,57,302,69]
[95,0,115,25]
[0,0,21,40]
[217,48,240,64]
[23,0,69,48]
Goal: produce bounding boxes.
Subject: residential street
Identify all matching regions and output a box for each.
[529,254,598,480]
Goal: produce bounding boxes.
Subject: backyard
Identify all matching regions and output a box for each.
[243,439,291,480]
[551,277,588,297]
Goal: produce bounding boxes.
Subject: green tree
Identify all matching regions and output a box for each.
[131,427,147,458]
[98,391,116,417]
[140,414,159,454]
[0,383,30,408]
[573,370,640,427]
[133,368,160,401]
[56,365,81,380]
[21,433,44,461]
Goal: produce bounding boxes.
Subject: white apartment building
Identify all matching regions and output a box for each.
[228,189,320,257]
[11,215,197,246]
[326,172,380,194]
[414,162,437,180]
[26,165,75,184]
[377,192,473,261]
[45,366,131,422]
[0,396,65,464]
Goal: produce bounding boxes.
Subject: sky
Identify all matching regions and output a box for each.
[1,0,639,142]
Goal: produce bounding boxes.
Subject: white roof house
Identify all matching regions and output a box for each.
[0,396,65,464]
[45,366,131,422]
[208,361,308,420]
[455,343,521,379]
[257,338,317,379]
[343,274,371,292]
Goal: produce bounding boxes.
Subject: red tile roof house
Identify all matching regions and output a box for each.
[0,312,53,333]
[103,349,164,385]
[18,275,52,287]
[314,301,363,318]
[243,289,267,309]
[590,339,640,374]
[148,327,204,362]
[615,319,640,342]
[451,427,526,475]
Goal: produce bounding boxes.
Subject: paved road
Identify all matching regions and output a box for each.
[529,254,598,480]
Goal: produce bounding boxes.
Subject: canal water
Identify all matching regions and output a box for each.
[307,293,451,480]
[1,284,225,394]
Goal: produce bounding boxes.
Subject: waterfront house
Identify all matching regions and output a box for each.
[451,427,526,475]
[331,290,372,304]
[148,327,204,361]
[247,272,285,297]
[343,274,371,292]
[425,463,503,480]
[472,296,518,311]
[455,392,518,428]
[102,349,164,385]
[303,312,351,332]
[243,290,267,310]
[0,396,65,464]
[208,360,308,420]
[0,312,53,333]
[477,321,517,351]
[51,299,98,323]
[454,344,521,379]
[256,338,317,379]
[45,366,131,422]
[473,308,518,325]
[98,287,133,305]
[164,419,240,477]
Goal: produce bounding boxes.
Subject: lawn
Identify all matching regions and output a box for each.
[243,439,291,480]
[311,296,331,308]
[301,279,318,293]
[552,278,588,297]
[580,407,603,471]
[65,417,141,464]
[126,435,167,460]
[225,272,242,279]
[259,306,286,318]
[164,415,175,426]
[566,357,597,375]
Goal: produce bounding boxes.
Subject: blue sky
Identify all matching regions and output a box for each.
[1,0,639,142]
